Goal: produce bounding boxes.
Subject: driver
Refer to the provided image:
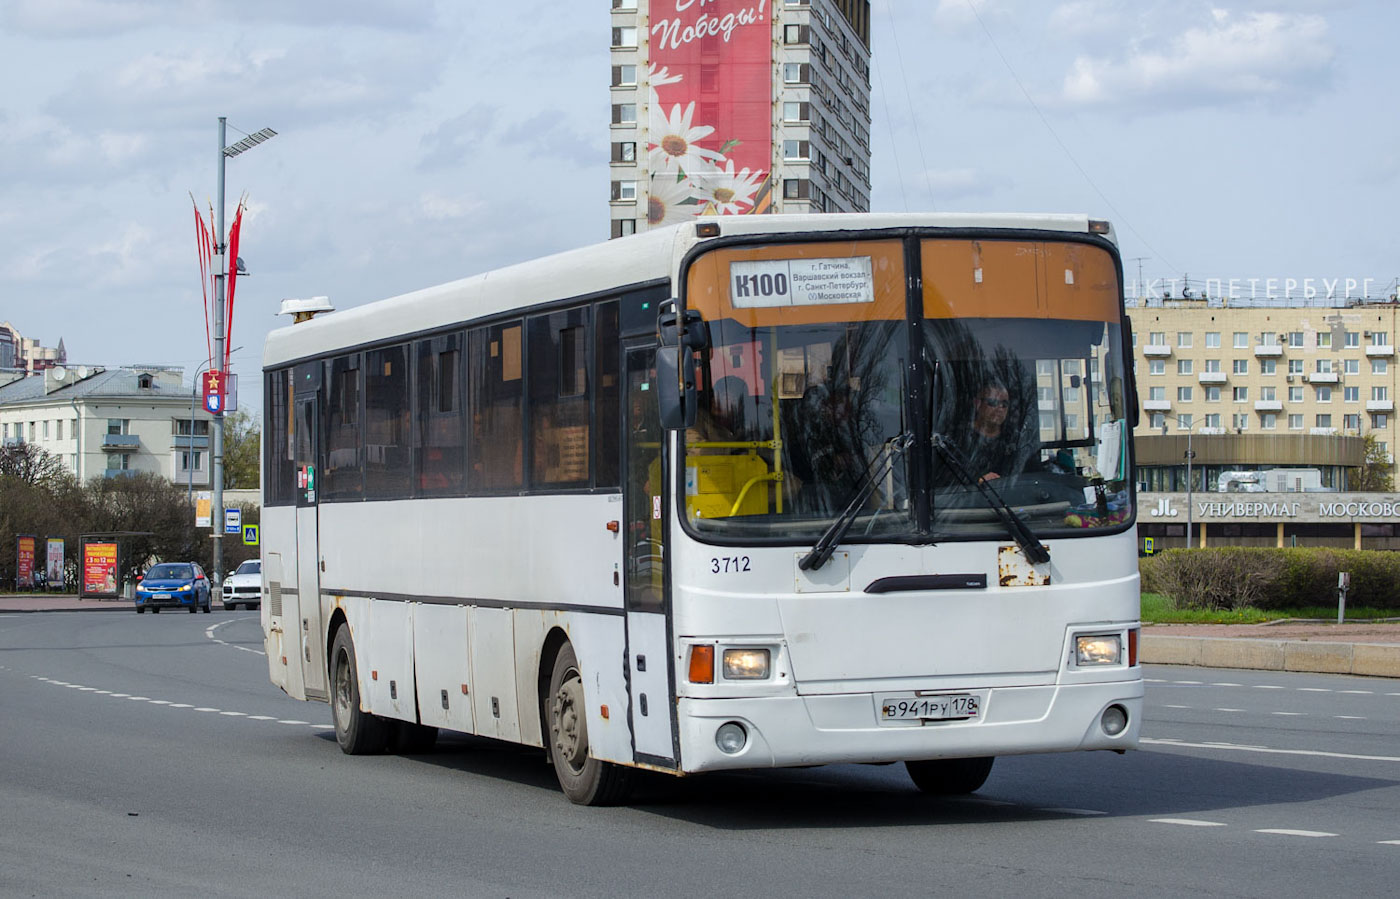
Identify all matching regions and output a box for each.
[962,380,1039,482]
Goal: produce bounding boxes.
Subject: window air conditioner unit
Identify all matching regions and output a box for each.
[1286,375,1294,381]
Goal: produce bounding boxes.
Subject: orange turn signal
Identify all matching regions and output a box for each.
[689,645,715,684]
[1128,628,1139,667]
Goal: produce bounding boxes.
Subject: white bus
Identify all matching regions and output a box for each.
[261,213,1143,805]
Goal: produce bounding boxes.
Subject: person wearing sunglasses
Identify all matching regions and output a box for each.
[964,380,1035,482]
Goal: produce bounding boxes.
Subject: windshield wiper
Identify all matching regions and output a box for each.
[799,432,912,571]
[930,433,1050,565]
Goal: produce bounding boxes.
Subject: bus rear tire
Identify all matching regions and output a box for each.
[331,627,389,755]
[547,643,632,806]
[905,757,995,795]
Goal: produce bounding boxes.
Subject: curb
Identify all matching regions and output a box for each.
[1142,635,1400,678]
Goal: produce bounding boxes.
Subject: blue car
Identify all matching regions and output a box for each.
[135,562,212,614]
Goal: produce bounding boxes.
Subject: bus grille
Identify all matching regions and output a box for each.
[269,581,282,618]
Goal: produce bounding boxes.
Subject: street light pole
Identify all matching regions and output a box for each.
[1161,414,1199,548]
[211,117,274,587]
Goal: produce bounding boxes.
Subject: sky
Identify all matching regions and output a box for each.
[1,0,1396,414]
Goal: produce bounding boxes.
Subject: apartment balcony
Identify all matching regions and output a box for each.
[171,435,210,450]
[1142,399,1172,412]
[101,434,140,451]
[1253,399,1283,412]
[1366,344,1394,357]
[1310,427,1338,435]
[1306,371,1339,384]
[1197,371,1227,384]
[1366,399,1395,412]
[102,469,137,479]
[1253,344,1283,357]
[1198,427,1227,435]
[1142,344,1172,357]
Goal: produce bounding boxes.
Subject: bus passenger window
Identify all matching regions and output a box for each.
[469,322,523,491]
[528,308,591,489]
[323,354,362,499]
[415,334,464,495]
[594,300,621,488]
[364,345,411,499]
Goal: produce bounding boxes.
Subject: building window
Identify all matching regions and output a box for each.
[610,218,636,239]
[1317,332,1332,348]
[1149,412,1165,429]
[1344,358,1360,374]
[1204,386,1221,402]
[783,139,810,160]
[43,420,49,439]
[1259,386,1276,401]
[783,178,811,199]
[1176,359,1193,375]
[1260,358,1276,375]
[1288,414,1303,430]
[1288,331,1304,347]
[55,420,63,441]
[1372,386,1390,401]
[107,418,127,435]
[1316,386,1332,402]
[611,180,637,202]
[1288,359,1304,374]
[1232,413,1249,430]
[611,141,636,164]
[1205,332,1221,348]
[1177,332,1193,348]
[611,103,637,125]
[611,0,637,9]
[1176,414,1193,429]
[1316,358,1333,373]
[1373,413,1389,429]
[783,101,810,122]
[1233,332,1248,348]
[106,453,130,471]
[1203,413,1221,428]
[1204,358,1221,373]
[1177,386,1193,402]
[1232,387,1249,402]
[1148,359,1165,375]
[1148,331,1166,346]
[1344,413,1361,430]
[1233,359,1249,375]
[1289,386,1304,403]
[180,451,204,472]
[784,23,810,43]
[783,63,811,84]
[1261,412,1277,430]
[1373,331,1390,347]
[1345,331,1360,348]
[1372,359,1388,375]
[1344,386,1359,402]
[1148,387,1165,402]
[1316,414,1332,428]
[611,65,637,87]
[611,26,637,47]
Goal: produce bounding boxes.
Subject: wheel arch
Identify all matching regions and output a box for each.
[536,626,571,750]
[326,607,350,685]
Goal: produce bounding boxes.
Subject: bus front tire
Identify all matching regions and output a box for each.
[547,643,632,806]
[331,627,389,755]
[905,757,995,795]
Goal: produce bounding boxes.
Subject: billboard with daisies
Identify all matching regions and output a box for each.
[646,0,773,225]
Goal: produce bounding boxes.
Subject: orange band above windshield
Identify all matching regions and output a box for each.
[686,240,907,326]
[922,239,1121,322]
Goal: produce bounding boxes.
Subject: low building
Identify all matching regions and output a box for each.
[1138,491,1400,551]
[0,365,212,486]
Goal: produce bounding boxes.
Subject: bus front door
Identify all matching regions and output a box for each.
[293,392,328,701]
[623,345,677,765]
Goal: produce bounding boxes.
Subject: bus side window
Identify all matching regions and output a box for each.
[323,354,363,499]
[594,300,621,488]
[468,322,523,491]
[528,307,591,489]
[364,344,411,499]
[264,368,296,505]
[414,333,465,495]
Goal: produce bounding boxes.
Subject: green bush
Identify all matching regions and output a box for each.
[1139,547,1400,612]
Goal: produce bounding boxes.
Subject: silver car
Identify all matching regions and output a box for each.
[221,559,262,610]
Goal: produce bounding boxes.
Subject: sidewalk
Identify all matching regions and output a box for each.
[1142,619,1400,678]
[0,593,133,612]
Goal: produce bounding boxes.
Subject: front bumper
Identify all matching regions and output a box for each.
[136,592,201,609]
[676,678,1143,774]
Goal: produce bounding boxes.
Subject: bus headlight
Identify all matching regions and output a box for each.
[1075,634,1122,666]
[722,648,770,679]
[715,721,748,754]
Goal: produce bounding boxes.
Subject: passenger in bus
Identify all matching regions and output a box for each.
[686,375,749,451]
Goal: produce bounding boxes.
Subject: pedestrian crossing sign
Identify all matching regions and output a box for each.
[242,524,259,546]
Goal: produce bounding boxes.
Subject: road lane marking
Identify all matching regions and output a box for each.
[1143,737,1400,763]
[1271,711,1306,716]
[1213,708,1245,713]
[1339,690,1373,695]
[1151,818,1227,827]
[1298,688,1331,693]
[1210,683,1243,687]
[1255,829,1337,838]
[1164,704,1191,709]
[1252,685,1285,690]
[1380,840,1400,846]
[205,619,266,656]
[1334,715,1366,720]
[1039,808,1106,816]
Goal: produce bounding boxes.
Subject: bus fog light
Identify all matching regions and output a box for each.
[1076,634,1121,666]
[1101,704,1128,736]
[715,721,748,754]
[722,648,770,679]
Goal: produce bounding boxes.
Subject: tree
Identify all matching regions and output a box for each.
[1351,432,1394,492]
[86,473,202,583]
[223,408,261,489]
[0,442,72,489]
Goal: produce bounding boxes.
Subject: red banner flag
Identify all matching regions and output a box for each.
[224,201,245,370]
[192,196,213,369]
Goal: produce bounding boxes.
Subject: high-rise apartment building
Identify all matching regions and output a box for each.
[609,0,872,238]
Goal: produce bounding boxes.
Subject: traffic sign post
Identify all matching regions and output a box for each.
[224,508,241,535]
[1144,536,1155,556]
[202,370,226,415]
[242,524,259,546]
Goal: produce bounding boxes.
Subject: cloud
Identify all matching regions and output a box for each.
[1,0,435,38]
[417,107,500,171]
[1057,9,1335,111]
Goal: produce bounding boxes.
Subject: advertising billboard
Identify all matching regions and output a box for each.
[46,538,64,589]
[646,0,773,225]
[16,535,36,589]
[82,542,120,598]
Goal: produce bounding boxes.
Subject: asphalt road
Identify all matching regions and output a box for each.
[1,610,1397,898]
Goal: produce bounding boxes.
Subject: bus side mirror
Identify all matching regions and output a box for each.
[656,345,697,430]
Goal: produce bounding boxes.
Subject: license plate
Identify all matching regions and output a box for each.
[153,593,172,599]
[877,692,980,723]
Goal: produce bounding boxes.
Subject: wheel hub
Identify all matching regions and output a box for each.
[552,673,588,771]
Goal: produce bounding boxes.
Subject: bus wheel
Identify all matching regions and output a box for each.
[547,643,632,806]
[905,757,995,795]
[330,627,388,755]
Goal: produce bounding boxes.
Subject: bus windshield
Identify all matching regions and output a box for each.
[681,235,1134,544]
